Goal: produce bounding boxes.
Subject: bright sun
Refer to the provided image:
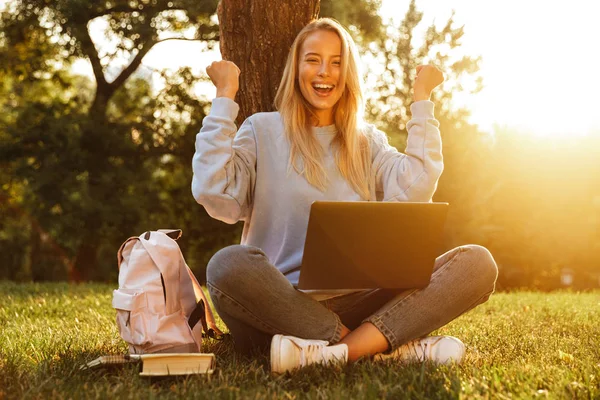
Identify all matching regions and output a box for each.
[380,0,600,138]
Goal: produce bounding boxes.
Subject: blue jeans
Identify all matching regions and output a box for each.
[206,244,498,355]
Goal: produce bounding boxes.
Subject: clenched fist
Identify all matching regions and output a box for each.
[206,60,240,100]
[413,65,444,102]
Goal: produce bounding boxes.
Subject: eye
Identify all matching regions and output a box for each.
[332,60,341,66]
[306,58,319,63]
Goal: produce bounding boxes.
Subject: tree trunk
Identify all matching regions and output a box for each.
[71,88,110,282]
[217,0,320,123]
[72,234,99,282]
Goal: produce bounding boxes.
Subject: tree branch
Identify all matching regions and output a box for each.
[154,32,220,44]
[154,37,203,44]
[108,38,157,92]
[107,30,219,92]
[78,26,107,89]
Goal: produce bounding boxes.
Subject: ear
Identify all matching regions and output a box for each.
[157,229,182,240]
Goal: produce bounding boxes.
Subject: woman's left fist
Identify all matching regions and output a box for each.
[413,65,444,101]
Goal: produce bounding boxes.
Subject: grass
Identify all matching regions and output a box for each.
[0,282,598,399]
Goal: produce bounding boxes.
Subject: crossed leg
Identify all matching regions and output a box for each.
[206,244,497,360]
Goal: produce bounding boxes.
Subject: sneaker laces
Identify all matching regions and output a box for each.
[403,340,426,361]
[407,336,444,361]
[299,342,326,367]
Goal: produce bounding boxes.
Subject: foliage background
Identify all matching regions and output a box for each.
[1,0,599,289]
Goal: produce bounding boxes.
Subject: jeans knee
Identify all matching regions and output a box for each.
[206,244,267,290]
[462,244,498,294]
[207,245,246,288]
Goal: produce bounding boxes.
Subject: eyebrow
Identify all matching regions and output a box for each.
[304,52,341,58]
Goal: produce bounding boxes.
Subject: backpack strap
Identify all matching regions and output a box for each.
[117,237,138,267]
[186,265,225,339]
[157,229,182,240]
[138,231,181,315]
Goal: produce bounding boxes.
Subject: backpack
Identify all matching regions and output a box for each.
[112,229,223,354]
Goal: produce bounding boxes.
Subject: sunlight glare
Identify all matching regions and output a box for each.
[380,0,600,138]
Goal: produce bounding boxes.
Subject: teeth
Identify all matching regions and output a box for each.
[313,84,333,89]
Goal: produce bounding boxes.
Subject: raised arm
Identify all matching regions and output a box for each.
[191,61,256,224]
[371,65,445,202]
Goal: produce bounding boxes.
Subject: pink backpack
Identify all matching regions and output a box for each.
[113,229,223,354]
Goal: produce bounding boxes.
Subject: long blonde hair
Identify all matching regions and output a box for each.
[274,18,373,200]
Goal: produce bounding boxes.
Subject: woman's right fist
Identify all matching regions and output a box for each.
[206,60,240,100]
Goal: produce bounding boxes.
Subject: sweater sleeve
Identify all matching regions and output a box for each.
[370,100,444,202]
[191,97,257,224]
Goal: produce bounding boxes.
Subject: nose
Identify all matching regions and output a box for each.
[318,62,330,78]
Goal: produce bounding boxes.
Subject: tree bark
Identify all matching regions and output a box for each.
[217,0,320,123]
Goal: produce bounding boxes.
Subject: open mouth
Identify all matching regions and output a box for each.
[312,83,335,95]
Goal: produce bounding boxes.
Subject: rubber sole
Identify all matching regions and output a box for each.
[270,334,283,374]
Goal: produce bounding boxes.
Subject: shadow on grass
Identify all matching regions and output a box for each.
[203,335,463,398]
[1,335,462,399]
[270,360,462,398]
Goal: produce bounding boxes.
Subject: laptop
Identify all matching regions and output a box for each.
[297,201,449,290]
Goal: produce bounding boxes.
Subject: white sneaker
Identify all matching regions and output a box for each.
[374,336,465,365]
[270,334,348,374]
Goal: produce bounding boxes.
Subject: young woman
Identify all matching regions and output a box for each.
[192,18,497,374]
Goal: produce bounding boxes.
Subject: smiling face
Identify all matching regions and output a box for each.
[297,30,344,126]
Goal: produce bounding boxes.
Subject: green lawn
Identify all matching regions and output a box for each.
[0,282,598,399]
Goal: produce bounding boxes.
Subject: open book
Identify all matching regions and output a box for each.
[82,353,216,376]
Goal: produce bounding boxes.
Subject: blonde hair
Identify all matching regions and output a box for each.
[274,18,373,200]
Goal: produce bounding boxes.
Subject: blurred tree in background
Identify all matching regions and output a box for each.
[480,129,600,289]
[0,0,598,289]
[0,0,226,281]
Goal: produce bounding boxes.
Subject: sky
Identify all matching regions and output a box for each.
[380,0,600,137]
[50,1,600,137]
